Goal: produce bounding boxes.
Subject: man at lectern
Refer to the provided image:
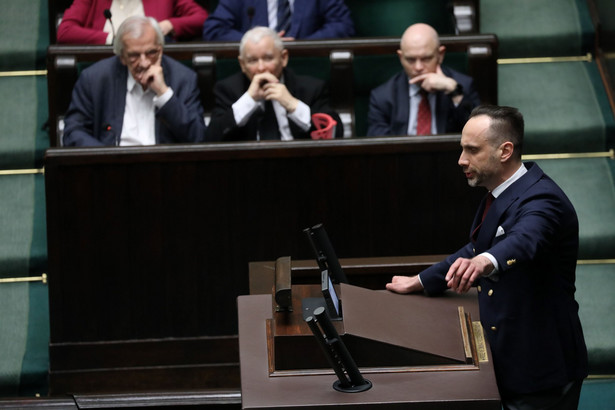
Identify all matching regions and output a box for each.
[386,105,588,410]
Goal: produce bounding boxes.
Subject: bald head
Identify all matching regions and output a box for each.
[397,23,444,79]
[400,23,440,51]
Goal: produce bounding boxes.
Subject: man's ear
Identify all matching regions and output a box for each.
[437,45,446,64]
[281,49,289,68]
[500,141,515,162]
[238,55,247,75]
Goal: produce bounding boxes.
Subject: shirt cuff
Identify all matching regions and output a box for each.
[153,87,174,108]
[232,92,261,126]
[479,252,499,276]
[287,100,311,131]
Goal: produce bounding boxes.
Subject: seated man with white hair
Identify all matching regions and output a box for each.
[206,26,342,141]
[63,15,207,146]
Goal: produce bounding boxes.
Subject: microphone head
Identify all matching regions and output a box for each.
[247,7,255,17]
[103,9,112,19]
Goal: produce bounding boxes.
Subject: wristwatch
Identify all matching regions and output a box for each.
[449,83,463,98]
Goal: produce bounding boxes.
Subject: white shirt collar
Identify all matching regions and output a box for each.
[491,163,528,198]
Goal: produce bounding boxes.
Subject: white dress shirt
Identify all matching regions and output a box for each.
[120,69,173,146]
[231,77,311,141]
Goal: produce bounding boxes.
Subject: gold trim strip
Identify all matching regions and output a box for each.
[522,150,614,161]
[0,274,47,284]
[577,259,615,265]
[587,374,615,379]
[0,168,45,176]
[0,70,47,77]
[498,53,592,65]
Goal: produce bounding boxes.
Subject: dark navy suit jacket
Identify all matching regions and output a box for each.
[205,68,342,141]
[420,162,588,395]
[63,55,206,146]
[367,66,481,137]
[202,0,354,41]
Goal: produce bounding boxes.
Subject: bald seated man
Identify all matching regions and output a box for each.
[367,23,481,137]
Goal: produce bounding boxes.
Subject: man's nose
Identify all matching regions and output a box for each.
[458,152,468,167]
[256,59,266,72]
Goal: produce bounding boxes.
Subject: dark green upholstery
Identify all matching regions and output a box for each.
[575,264,615,374]
[0,282,49,397]
[0,173,48,396]
[480,0,593,58]
[0,76,49,169]
[0,0,50,398]
[346,0,455,37]
[499,62,615,154]
[0,175,46,279]
[579,378,615,409]
[535,158,615,260]
[0,0,49,71]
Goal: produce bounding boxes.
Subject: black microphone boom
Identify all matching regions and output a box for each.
[103,9,116,43]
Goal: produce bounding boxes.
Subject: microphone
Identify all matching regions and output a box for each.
[247,7,255,28]
[103,9,115,44]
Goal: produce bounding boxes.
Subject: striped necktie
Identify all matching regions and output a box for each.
[276,0,291,34]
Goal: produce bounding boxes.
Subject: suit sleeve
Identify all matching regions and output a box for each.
[301,0,355,39]
[367,88,394,136]
[56,0,108,44]
[205,80,245,141]
[419,243,475,295]
[443,72,481,133]
[167,0,209,40]
[156,67,206,143]
[63,70,107,147]
[201,0,246,41]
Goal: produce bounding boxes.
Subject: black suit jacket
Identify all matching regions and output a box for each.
[206,68,341,141]
[63,55,206,146]
[367,66,481,137]
[420,162,588,395]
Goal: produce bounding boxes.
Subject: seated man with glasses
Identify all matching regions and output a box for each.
[63,16,207,146]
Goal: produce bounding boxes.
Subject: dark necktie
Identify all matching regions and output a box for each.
[258,100,281,140]
[276,0,291,33]
[416,90,432,135]
[472,193,494,241]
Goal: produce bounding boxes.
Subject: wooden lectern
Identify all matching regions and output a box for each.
[239,257,501,409]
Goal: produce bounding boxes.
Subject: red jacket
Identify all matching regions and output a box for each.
[57,0,208,44]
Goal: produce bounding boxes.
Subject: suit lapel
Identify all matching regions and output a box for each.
[394,73,410,135]
[111,58,128,144]
[474,163,544,250]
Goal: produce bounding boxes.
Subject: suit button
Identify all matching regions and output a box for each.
[488,289,494,296]
[491,326,497,331]
[478,285,482,292]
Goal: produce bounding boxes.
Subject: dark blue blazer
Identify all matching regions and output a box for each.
[202,0,354,41]
[367,67,481,137]
[420,162,588,395]
[63,55,206,146]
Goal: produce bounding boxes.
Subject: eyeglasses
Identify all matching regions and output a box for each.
[125,47,161,63]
